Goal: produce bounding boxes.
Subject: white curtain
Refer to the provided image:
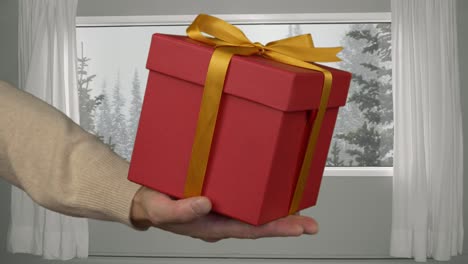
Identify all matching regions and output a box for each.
[391,0,463,262]
[7,0,89,260]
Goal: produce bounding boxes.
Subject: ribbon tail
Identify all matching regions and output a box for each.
[267,34,315,48]
[288,69,333,214]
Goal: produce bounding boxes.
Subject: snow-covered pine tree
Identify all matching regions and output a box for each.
[96,81,114,150]
[127,69,143,155]
[110,73,131,160]
[337,24,393,166]
[76,42,103,133]
[326,141,345,166]
[287,24,303,38]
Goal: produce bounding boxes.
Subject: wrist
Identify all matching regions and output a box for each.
[130,187,152,230]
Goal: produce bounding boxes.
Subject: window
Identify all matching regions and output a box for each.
[76,13,394,259]
[76,16,392,177]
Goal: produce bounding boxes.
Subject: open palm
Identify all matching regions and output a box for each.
[131,187,318,242]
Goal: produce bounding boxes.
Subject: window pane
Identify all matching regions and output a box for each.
[76,23,393,168]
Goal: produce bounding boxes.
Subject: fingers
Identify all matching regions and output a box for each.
[201,237,221,243]
[157,212,318,242]
[262,215,318,236]
[299,215,318,234]
[231,216,317,239]
[146,193,212,226]
[223,215,317,239]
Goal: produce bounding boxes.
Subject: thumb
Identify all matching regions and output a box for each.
[150,196,212,225]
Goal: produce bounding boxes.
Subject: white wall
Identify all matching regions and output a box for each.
[0,0,18,86]
[0,0,17,262]
[77,0,390,16]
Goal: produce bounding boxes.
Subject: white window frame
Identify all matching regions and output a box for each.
[76,12,393,177]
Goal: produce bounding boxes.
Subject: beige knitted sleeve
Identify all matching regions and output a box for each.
[0,80,142,226]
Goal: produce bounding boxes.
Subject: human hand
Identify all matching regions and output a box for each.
[130,187,318,242]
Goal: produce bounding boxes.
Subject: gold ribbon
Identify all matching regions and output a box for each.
[184,14,342,214]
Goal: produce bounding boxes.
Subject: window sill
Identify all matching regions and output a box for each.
[324,167,393,177]
[76,12,391,27]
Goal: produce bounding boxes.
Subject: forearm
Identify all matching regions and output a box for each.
[0,80,141,226]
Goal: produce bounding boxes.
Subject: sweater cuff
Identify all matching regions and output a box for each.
[75,148,143,228]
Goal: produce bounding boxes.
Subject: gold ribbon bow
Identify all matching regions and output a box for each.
[184,14,342,214]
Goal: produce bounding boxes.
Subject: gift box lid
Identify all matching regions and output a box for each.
[147,33,351,112]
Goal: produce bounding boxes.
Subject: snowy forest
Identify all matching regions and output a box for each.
[77,42,142,161]
[77,23,393,166]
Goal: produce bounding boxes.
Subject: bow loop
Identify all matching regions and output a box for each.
[266,34,315,48]
[187,14,342,65]
[187,14,252,47]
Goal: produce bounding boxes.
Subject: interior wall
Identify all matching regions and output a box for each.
[0,0,18,261]
[0,0,18,85]
[77,0,391,16]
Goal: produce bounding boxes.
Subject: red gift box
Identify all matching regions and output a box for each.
[128,33,351,225]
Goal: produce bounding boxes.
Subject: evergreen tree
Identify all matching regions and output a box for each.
[110,73,131,160]
[337,24,393,166]
[95,135,116,152]
[128,69,143,154]
[338,122,382,166]
[287,24,303,37]
[96,81,113,149]
[327,141,345,166]
[76,42,103,133]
